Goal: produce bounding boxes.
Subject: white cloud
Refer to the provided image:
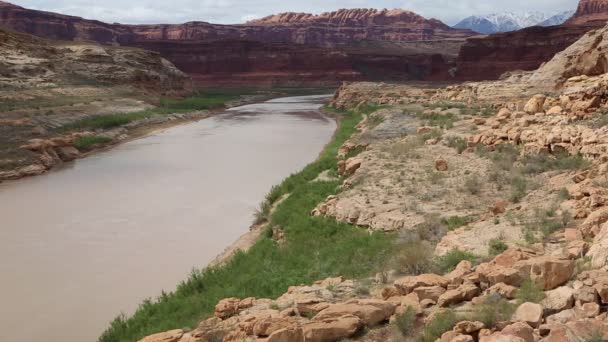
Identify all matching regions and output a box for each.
[11,0,580,25]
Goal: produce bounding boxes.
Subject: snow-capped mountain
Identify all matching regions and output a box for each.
[538,10,575,27]
[453,11,573,34]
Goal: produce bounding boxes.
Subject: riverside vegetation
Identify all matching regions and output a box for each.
[100,105,398,341]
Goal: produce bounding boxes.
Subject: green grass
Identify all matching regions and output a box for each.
[516,279,545,303]
[99,106,395,342]
[73,136,112,150]
[488,239,508,256]
[64,90,251,131]
[437,249,477,273]
[394,306,417,337]
[416,310,461,342]
[441,216,471,231]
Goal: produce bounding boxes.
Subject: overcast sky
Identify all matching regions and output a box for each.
[10,0,580,25]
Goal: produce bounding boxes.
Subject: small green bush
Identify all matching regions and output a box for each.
[521,153,590,175]
[73,135,112,150]
[441,216,471,231]
[394,306,417,337]
[447,136,467,154]
[470,294,516,328]
[516,279,545,303]
[464,175,482,195]
[488,239,508,256]
[437,249,476,273]
[416,310,461,342]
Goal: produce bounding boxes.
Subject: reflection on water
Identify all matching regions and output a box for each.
[0,95,336,342]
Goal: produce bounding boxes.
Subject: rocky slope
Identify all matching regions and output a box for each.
[0,2,476,85]
[454,0,608,81]
[0,27,194,181]
[138,23,608,342]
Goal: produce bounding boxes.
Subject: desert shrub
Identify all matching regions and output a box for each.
[464,175,482,195]
[416,214,448,243]
[437,249,476,273]
[416,310,461,342]
[557,188,570,201]
[441,216,471,231]
[524,207,571,240]
[418,129,443,143]
[394,306,417,337]
[419,112,457,129]
[509,176,530,203]
[447,136,467,154]
[488,239,508,256]
[520,152,590,174]
[516,279,545,303]
[470,294,516,328]
[391,240,436,275]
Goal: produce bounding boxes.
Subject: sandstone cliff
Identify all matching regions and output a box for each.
[0,2,475,85]
[0,27,190,91]
[566,0,608,25]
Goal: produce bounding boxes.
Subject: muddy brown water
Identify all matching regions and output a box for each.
[0,95,336,342]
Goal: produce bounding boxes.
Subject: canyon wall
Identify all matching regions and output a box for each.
[0,2,474,86]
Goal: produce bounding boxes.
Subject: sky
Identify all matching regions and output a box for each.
[10,0,580,26]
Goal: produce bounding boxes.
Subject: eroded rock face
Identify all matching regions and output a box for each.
[0,2,475,85]
[566,0,608,25]
[0,27,190,92]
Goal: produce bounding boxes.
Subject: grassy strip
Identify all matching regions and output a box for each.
[99,105,394,342]
[73,136,112,150]
[64,90,249,131]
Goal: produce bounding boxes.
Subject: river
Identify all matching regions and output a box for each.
[0,95,336,342]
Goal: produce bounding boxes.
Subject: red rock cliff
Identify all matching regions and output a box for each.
[0,1,474,85]
[566,0,608,25]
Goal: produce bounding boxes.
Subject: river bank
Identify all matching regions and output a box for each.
[98,99,393,342]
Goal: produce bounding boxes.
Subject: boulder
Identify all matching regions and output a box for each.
[394,274,449,294]
[454,321,485,334]
[313,300,395,327]
[588,223,608,269]
[573,286,598,304]
[252,316,298,337]
[302,314,362,342]
[447,260,473,283]
[517,256,574,290]
[267,327,304,342]
[524,94,546,114]
[544,319,608,342]
[541,287,574,315]
[215,298,242,319]
[501,322,534,342]
[438,283,480,307]
[340,158,362,176]
[486,283,518,299]
[546,106,563,115]
[512,302,543,328]
[435,158,449,171]
[138,330,184,342]
[413,285,446,302]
